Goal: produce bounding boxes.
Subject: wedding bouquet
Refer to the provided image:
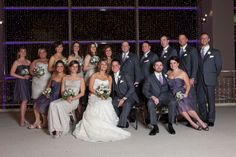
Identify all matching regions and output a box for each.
[90,56,100,65]
[20,68,29,76]
[62,88,75,100]
[95,84,110,100]
[33,66,45,78]
[42,87,52,98]
[175,91,185,101]
[78,59,83,67]
[62,58,68,66]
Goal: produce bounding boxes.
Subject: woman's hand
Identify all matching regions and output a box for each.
[67,96,73,103]
[24,75,31,80]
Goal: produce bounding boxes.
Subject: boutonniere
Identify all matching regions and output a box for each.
[184,53,188,56]
[120,80,124,83]
[144,60,149,63]
[163,55,167,58]
[183,49,186,52]
[164,50,168,53]
[126,55,129,59]
[208,51,211,55]
[164,74,168,78]
[118,75,121,79]
[209,55,214,58]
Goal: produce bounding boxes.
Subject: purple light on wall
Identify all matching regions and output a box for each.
[4,6,198,11]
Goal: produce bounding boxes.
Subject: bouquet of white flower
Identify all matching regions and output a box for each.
[78,59,83,66]
[62,88,75,100]
[62,58,68,66]
[175,91,185,101]
[95,84,110,100]
[33,66,45,78]
[42,87,52,98]
[20,68,29,76]
[90,56,100,65]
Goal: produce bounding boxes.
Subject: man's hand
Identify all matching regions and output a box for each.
[151,96,159,105]
[118,99,125,107]
[189,78,195,86]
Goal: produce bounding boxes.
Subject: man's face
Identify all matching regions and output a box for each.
[142,43,151,53]
[121,42,130,53]
[200,34,210,46]
[178,35,188,47]
[111,61,120,73]
[160,36,169,48]
[153,61,163,73]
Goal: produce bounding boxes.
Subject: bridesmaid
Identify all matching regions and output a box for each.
[30,48,51,100]
[48,60,85,138]
[102,45,113,73]
[10,47,31,126]
[29,60,66,129]
[48,41,66,73]
[68,41,84,77]
[167,56,209,131]
[83,43,99,84]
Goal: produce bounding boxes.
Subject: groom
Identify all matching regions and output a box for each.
[111,59,139,128]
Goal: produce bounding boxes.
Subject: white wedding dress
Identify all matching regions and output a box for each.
[73,79,131,142]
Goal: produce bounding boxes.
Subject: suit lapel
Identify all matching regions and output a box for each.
[152,74,161,87]
[203,48,211,62]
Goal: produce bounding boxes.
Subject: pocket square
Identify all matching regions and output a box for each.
[209,55,214,58]
[120,80,124,83]
[163,56,167,58]
[144,60,150,63]
[184,54,187,56]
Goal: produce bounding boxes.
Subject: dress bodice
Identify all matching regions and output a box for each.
[168,78,185,95]
[51,80,61,93]
[65,79,81,95]
[35,62,51,78]
[16,65,29,76]
[93,79,109,90]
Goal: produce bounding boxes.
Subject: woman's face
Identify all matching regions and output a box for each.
[55,44,63,53]
[69,63,79,74]
[73,43,80,53]
[170,60,179,70]
[18,49,27,58]
[105,47,112,58]
[90,44,97,54]
[38,49,47,59]
[56,63,64,73]
[99,61,108,72]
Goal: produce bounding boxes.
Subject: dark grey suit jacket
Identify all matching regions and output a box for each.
[197,48,222,86]
[115,52,142,83]
[140,51,159,80]
[112,72,139,103]
[179,45,198,80]
[142,73,170,99]
[160,46,178,73]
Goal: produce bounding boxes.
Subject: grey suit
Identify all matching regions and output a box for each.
[160,46,178,73]
[140,51,159,80]
[142,73,177,125]
[112,72,139,127]
[197,48,222,123]
[179,44,198,107]
[115,52,142,83]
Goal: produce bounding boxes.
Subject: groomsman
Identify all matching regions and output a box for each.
[140,41,159,79]
[115,41,142,86]
[143,60,177,135]
[178,33,198,106]
[111,59,140,128]
[160,35,178,73]
[197,32,222,127]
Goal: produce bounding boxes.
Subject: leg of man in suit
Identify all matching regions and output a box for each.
[118,99,134,128]
[112,97,121,117]
[197,82,208,122]
[146,100,159,135]
[206,86,216,126]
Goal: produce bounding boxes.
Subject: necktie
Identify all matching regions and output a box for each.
[122,53,126,62]
[158,74,163,84]
[179,48,184,57]
[115,74,118,84]
[201,48,205,59]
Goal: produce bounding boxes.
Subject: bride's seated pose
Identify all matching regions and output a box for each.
[73,59,131,142]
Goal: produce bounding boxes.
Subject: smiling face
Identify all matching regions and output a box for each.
[160,36,169,48]
[105,47,112,58]
[111,61,120,73]
[142,43,151,53]
[73,43,80,53]
[90,44,97,55]
[178,34,188,47]
[55,44,63,54]
[121,42,130,53]
[18,48,27,58]
[170,59,179,70]
[38,49,47,59]
[55,62,64,73]
[98,60,108,72]
[69,63,79,74]
[200,34,210,47]
[153,61,163,73]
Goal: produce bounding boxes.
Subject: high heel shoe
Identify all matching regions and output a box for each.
[20,120,30,127]
[28,121,42,129]
[194,125,202,131]
[202,126,209,131]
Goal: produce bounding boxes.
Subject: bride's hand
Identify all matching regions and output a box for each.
[67,96,73,103]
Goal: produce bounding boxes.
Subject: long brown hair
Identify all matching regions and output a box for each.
[97,59,109,76]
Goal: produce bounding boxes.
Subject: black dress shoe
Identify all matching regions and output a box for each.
[168,124,176,135]
[117,122,129,128]
[149,125,159,136]
[208,122,214,127]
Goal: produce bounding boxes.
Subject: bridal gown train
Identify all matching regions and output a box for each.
[73,79,131,142]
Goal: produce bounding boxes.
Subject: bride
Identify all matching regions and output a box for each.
[73,59,131,142]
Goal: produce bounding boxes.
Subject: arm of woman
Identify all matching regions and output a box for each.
[48,56,55,72]
[89,74,96,94]
[60,76,66,95]
[83,55,92,72]
[72,78,85,100]
[68,55,73,64]
[10,61,24,79]
[108,76,112,94]
[29,60,37,76]
[183,72,191,97]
